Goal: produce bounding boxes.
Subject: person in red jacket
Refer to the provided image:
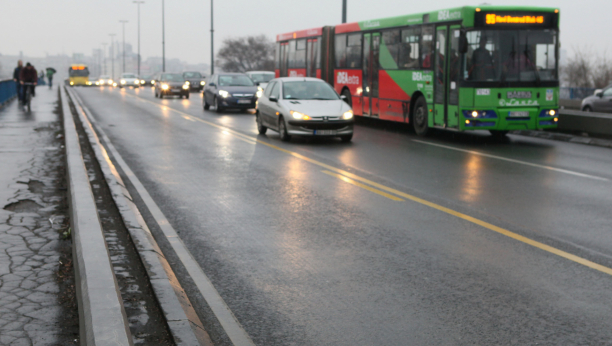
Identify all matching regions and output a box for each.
[20,63,38,97]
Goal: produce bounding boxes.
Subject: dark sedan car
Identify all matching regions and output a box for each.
[203,73,258,113]
[182,71,206,92]
[154,73,190,99]
[582,86,612,113]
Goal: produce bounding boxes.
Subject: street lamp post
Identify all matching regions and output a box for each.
[109,34,116,80]
[133,1,145,76]
[342,0,347,23]
[162,0,166,72]
[119,20,128,74]
[210,0,214,75]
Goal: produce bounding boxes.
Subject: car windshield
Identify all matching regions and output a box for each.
[161,74,184,82]
[248,73,274,83]
[122,74,137,78]
[218,75,254,86]
[282,81,339,100]
[183,72,202,78]
[464,29,558,82]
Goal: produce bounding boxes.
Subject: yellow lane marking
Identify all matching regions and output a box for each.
[322,170,404,201]
[124,91,612,277]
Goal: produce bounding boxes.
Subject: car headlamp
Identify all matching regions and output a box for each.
[200,81,206,86]
[161,84,169,90]
[182,84,189,90]
[140,80,145,84]
[134,80,139,84]
[185,81,190,85]
[218,90,230,98]
[256,87,263,98]
[151,80,156,85]
[121,80,126,84]
[342,110,354,120]
[291,110,310,120]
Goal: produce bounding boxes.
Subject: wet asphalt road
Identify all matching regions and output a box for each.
[75,86,612,346]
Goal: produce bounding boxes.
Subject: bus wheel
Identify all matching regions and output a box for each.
[412,97,429,136]
[489,130,509,139]
[342,89,352,108]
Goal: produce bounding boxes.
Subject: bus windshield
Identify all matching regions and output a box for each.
[69,67,89,77]
[464,29,558,83]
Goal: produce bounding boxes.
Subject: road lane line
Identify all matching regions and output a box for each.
[124,91,612,277]
[412,139,609,182]
[322,170,404,201]
[74,91,256,346]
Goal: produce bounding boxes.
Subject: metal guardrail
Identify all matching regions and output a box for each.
[0,79,17,106]
[560,87,597,100]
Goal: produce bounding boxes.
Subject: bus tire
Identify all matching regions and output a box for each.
[342,89,352,108]
[412,96,429,136]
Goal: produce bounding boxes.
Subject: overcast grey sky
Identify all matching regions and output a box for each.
[0,0,607,64]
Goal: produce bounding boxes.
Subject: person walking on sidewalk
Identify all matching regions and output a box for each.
[47,67,56,88]
[19,63,38,98]
[13,60,23,103]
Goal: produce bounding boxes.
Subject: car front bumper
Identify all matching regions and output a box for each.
[219,97,257,109]
[286,119,354,136]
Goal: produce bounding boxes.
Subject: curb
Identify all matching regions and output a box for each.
[510,129,612,149]
[60,87,134,345]
[66,88,213,346]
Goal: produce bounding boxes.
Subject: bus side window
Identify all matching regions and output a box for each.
[382,30,400,69]
[295,39,307,69]
[335,34,347,68]
[399,27,420,69]
[346,34,362,68]
[275,42,280,70]
[288,40,297,69]
[421,25,435,69]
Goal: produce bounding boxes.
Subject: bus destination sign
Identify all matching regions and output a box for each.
[474,11,558,28]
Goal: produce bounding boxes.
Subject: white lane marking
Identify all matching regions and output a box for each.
[412,139,609,182]
[75,90,256,346]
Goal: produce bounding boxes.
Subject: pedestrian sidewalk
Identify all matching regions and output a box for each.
[0,87,78,345]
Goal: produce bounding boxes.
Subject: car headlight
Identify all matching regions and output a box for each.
[291,110,311,120]
[121,80,126,84]
[256,87,263,98]
[185,81,190,85]
[70,81,74,85]
[151,80,156,84]
[140,80,145,84]
[113,82,117,87]
[342,110,354,120]
[200,81,205,86]
[161,84,169,90]
[218,90,230,98]
[108,80,113,84]
[182,84,189,90]
[134,80,139,84]
[96,82,100,85]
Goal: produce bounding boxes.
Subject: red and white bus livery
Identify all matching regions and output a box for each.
[275,27,325,79]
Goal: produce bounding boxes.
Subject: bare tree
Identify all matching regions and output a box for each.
[216,35,274,73]
[561,48,592,88]
[592,53,612,88]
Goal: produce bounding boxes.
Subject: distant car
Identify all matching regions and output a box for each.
[154,73,189,99]
[182,71,206,92]
[582,86,612,112]
[138,75,154,86]
[98,75,113,86]
[255,77,354,142]
[87,77,99,86]
[246,71,275,90]
[119,73,140,88]
[203,73,259,112]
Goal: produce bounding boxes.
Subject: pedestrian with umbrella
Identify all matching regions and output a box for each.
[46,67,57,89]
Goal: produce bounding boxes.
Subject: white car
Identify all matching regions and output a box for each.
[256,77,354,142]
[98,75,113,86]
[118,73,140,88]
[246,71,275,90]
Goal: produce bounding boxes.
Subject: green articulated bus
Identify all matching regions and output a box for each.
[275,6,560,136]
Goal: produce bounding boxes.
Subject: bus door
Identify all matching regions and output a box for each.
[306,38,318,77]
[280,42,289,77]
[434,26,448,127]
[362,33,380,116]
[446,26,461,128]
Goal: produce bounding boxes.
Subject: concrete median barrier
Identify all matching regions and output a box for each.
[60,86,133,346]
[559,109,612,137]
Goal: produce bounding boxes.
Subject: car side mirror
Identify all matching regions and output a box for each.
[596,91,604,98]
[209,83,216,87]
[459,30,468,54]
[255,81,260,86]
[269,96,278,102]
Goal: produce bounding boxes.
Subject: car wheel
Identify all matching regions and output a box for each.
[582,105,592,112]
[154,90,158,98]
[256,112,267,135]
[340,134,353,142]
[489,130,509,139]
[278,117,291,142]
[412,96,429,136]
[342,89,352,108]
[204,98,210,110]
[215,97,224,113]
[185,93,190,99]
[160,92,164,99]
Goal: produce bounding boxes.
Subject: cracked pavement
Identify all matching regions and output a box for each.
[0,88,78,345]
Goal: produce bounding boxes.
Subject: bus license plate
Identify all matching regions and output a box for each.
[314,130,336,135]
[508,111,529,117]
[237,99,251,104]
